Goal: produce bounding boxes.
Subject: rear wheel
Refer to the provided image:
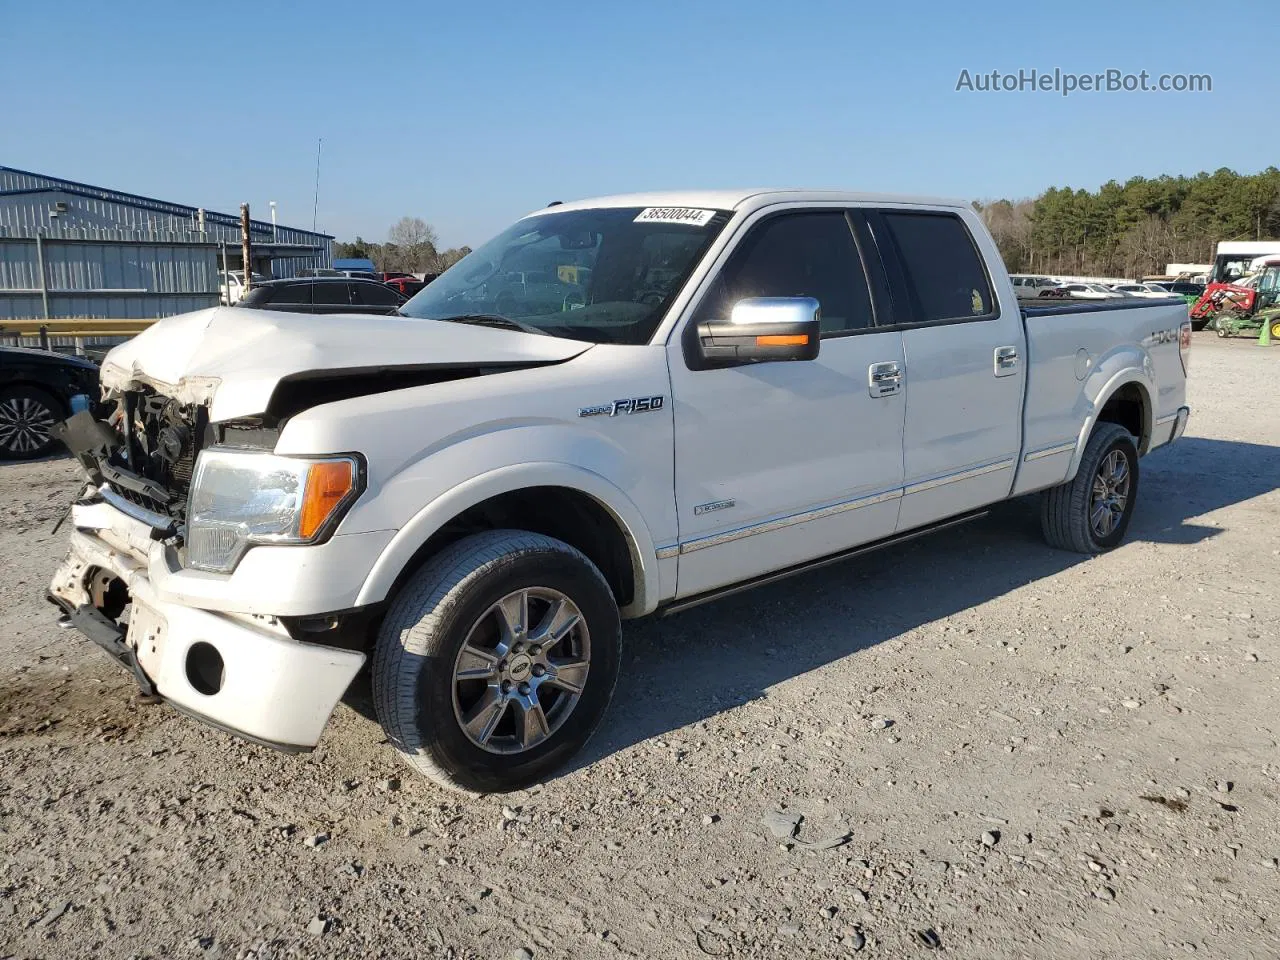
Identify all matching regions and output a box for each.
[1040,423,1139,554]
[373,530,621,793]
[0,385,62,460]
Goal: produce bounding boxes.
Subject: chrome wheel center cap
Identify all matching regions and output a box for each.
[507,654,533,682]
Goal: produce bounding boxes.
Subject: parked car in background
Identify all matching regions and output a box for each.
[1110,283,1167,298]
[1166,281,1205,306]
[1010,275,1064,300]
[1061,282,1121,299]
[0,346,100,459]
[219,270,270,305]
[383,274,438,298]
[234,277,407,315]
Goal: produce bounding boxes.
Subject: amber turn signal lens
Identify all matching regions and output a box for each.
[299,460,356,539]
[755,334,809,347]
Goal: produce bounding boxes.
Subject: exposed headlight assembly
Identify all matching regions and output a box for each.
[185,448,363,573]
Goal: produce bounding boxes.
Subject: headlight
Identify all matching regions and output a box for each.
[185,448,362,573]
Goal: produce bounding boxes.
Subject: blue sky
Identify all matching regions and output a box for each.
[4,0,1273,247]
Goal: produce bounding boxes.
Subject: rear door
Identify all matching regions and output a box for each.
[667,208,907,599]
[864,208,1026,532]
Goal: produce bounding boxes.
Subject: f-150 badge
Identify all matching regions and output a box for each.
[578,396,665,418]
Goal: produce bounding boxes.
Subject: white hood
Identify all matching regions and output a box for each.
[100,307,592,421]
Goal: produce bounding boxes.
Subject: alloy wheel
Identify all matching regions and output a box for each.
[0,393,57,455]
[1089,448,1131,539]
[451,587,591,755]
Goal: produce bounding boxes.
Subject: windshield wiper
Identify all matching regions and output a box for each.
[434,314,550,337]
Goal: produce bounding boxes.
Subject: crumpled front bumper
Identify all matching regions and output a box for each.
[48,498,366,751]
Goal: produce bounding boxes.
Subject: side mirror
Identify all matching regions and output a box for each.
[689,297,821,369]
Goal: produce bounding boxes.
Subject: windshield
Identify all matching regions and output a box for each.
[399,206,730,344]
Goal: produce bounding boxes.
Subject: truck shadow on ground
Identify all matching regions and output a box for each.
[573,435,1280,771]
[339,437,1278,773]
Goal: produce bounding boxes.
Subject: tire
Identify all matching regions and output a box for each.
[0,384,63,460]
[1190,318,1209,331]
[1270,319,1280,341]
[373,530,621,793]
[1040,423,1139,554]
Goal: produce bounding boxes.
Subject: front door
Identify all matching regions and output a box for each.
[667,209,907,599]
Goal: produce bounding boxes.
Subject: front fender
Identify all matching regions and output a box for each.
[354,459,663,617]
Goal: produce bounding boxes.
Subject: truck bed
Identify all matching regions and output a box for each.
[1016,297,1189,495]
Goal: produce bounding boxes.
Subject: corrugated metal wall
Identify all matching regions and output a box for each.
[0,237,218,320]
[0,294,216,321]
[41,240,218,293]
[0,170,335,316]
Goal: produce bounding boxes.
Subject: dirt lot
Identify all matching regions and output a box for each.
[1,333,1277,960]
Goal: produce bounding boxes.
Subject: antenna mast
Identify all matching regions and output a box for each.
[312,138,323,234]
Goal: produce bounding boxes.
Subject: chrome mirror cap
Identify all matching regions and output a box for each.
[728,296,821,327]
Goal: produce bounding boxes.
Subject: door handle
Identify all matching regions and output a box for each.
[868,361,902,398]
[994,346,1019,377]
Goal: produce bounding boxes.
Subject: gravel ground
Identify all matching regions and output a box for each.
[1,333,1278,960]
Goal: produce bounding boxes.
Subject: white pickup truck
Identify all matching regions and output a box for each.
[49,190,1191,792]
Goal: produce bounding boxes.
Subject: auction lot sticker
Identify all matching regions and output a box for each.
[634,207,717,227]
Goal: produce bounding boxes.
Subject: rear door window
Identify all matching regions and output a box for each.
[879,212,996,322]
[267,284,310,305]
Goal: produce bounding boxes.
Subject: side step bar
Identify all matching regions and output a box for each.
[657,509,989,617]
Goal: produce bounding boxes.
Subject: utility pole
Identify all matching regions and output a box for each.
[240,203,252,293]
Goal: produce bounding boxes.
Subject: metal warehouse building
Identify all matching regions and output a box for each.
[0,165,333,321]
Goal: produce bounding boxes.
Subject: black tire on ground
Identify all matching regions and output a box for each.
[1217,326,1230,338]
[1190,318,1209,331]
[0,384,63,461]
[1040,422,1140,554]
[373,530,621,793]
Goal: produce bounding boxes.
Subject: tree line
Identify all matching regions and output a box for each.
[977,166,1280,278]
[334,217,472,275]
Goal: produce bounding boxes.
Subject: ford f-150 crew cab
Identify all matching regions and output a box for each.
[48,190,1192,792]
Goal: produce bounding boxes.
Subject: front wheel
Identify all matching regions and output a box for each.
[373,530,621,793]
[1040,423,1139,554]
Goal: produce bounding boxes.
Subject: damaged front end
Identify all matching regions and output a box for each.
[49,387,217,691]
[47,383,367,751]
[59,386,219,535]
